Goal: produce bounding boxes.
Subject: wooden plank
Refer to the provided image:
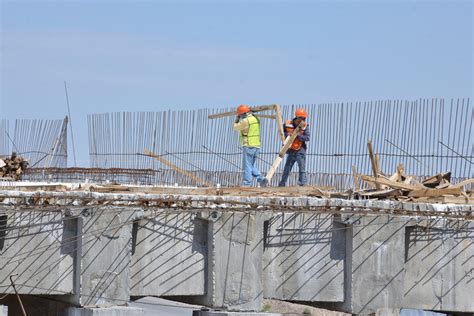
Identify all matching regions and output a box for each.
[360,175,419,191]
[408,187,462,197]
[274,104,285,142]
[144,148,213,187]
[265,122,305,182]
[358,189,402,198]
[367,140,381,190]
[278,122,304,156]
[435,180,451,189]
[422,172,451,188]
[256,114,277,119]
[352,165,360,191]
[375,153,382,176]
[424,196,474,205]
[451,178,474,189]
[265,156,283,183]
[208,104,277,119]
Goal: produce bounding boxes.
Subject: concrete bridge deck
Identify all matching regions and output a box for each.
[0,186,473,315]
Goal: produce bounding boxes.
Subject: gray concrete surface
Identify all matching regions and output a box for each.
[130,212,206,296]
[0,210,75,295]
[193,312,282,316]
[77,208,138,307]
[263,213,344,302]
[336,215,474,314]
[339,214,407,313]
[129,296,202,316]
[1,189,473,314]
[64,306,144,316]
[197,211,264,311]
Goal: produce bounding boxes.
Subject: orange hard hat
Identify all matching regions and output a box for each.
[295,108,307,118]
[236,104,251,115]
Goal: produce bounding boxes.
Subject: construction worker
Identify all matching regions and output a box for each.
[233,104,268,187]
[278,108,310,187]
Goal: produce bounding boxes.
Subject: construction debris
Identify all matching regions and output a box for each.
[0,152,28,181]
[356,164,473,204]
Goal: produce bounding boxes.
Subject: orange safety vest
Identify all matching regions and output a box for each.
[284,120,305,151]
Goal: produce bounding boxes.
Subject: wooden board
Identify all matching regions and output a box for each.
[144,148,213,187]
[367,140,382,190]
[422,172,451,188]
[125,184,334,197]
[352,165,360,191]
[274,104,285,142]
[265,156,283,183]
[208,104,277,119]
[257,114,277,119]
[278,122,304,156]
[408,187,462,197]
[451,178,474,189]
[357,189,402,198]
[360,175,419,191]
[414,196,473,205]
[265,122,305,182]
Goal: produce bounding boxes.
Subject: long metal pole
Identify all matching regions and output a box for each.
[64,81,77,166]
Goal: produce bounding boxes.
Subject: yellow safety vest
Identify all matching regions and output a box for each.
[240,114,261,148]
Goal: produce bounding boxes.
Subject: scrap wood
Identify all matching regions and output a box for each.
[0,153,28,181]
[422,172,451,188]
[435,179,451,189]
[415,196,474,205]
[451,178,474,189]
[144,148,213,187]
[367,140,382,189]
[357,189,403,199]
[402,176,421,187]
[219,186,331,198]
[388,164,405,182]
[92,184,131,192]
[360,175,420,191]
[408,187,462,198]
[352,165,360,191]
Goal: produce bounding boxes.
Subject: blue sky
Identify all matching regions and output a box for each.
[1,0,472,166]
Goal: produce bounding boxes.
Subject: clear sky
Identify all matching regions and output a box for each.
[1,0,473,166]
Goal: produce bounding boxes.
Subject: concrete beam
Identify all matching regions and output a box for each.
[130,212,207,296]
[195,211,264,311]
[263,213,344,302]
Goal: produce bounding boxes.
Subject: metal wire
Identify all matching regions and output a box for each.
[85,98,472,189]
[1,117,69,168]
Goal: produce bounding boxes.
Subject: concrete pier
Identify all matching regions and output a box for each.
[0,189,472,315]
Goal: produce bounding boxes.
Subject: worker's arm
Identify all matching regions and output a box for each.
[233,118,249,132]
[297,125,310,142]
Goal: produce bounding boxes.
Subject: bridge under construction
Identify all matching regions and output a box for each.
[0,98,472,315]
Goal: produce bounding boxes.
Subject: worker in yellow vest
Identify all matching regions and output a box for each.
[278,108,310,186]
[233,105,268,187]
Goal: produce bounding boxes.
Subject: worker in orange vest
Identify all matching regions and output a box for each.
[278,108,310,186]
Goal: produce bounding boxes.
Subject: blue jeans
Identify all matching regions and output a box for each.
[278,151,306,186]
[242,146,264,186]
